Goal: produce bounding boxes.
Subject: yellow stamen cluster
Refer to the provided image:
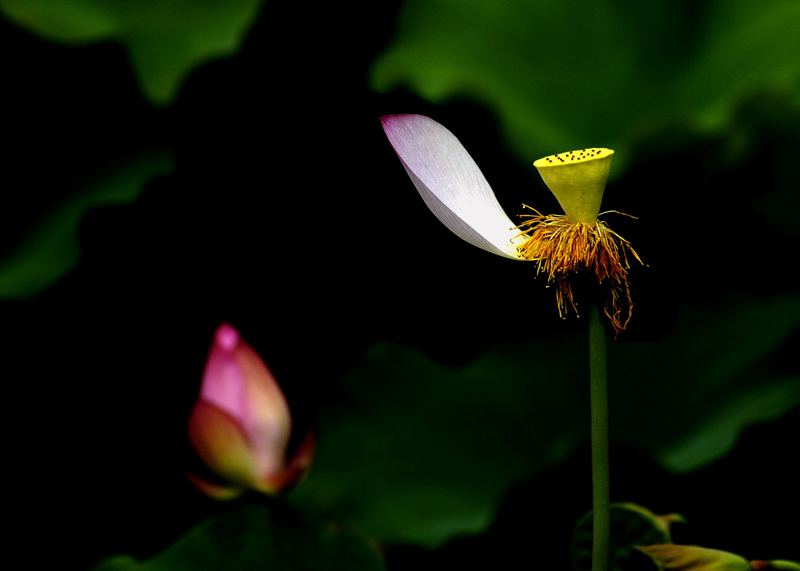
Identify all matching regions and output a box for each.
[514,206,643,337]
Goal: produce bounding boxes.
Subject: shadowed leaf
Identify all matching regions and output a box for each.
[90,504,385,571]
[0,0,266,104]
[0,150,173,298]
[371,0,800,176]
[289,296,799,547]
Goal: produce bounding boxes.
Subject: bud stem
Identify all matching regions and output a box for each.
[589,304,610,571]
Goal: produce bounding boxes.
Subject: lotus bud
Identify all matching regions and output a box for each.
[534,148,614,224]
[186,323,314,500]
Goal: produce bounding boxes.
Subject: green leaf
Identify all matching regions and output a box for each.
[90,504,385,571]
[613,295,800,472]
[370,0,800,175]
[288,335,589,548]
[636,545,752,571]
[571,503,677,571]
[0,150,173,298]
[0,0,266,105]
[289,296,800,548]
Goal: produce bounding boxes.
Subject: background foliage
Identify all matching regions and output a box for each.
[2,0,798,568]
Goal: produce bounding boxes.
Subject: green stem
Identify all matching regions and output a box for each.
[589,304,610,571]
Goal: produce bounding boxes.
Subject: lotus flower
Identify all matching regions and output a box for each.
[381,114,642,336]
[186,323,314,500]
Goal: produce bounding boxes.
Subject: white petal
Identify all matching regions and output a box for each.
[382,114,525,260]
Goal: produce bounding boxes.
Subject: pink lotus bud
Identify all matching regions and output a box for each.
[186,323,314,500]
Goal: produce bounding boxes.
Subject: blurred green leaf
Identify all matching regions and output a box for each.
[636,544,752,571]
[289,333,588,548]
[90,504,385,571]
[613,295,800,472]
[0,150,173,298]
[571,503,677,571]
[289,296,800,548]
[659,379,800,470]
[370,0,800,175]
[0,0,266,104]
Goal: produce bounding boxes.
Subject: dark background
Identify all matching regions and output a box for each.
[2,0,798,568]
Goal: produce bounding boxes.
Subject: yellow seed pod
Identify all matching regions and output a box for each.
[534,148,614,224]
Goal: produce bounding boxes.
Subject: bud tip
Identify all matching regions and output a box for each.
[215,323,240,351]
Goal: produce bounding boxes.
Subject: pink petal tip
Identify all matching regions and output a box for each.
[214,323,240,351]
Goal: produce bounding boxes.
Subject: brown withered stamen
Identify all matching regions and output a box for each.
[513,205,643,337]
